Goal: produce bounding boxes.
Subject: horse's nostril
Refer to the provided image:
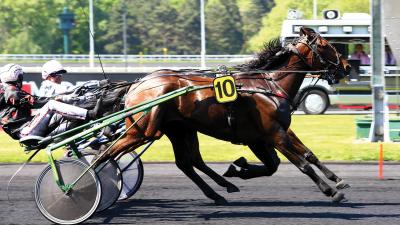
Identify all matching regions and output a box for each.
[345,65,351,74]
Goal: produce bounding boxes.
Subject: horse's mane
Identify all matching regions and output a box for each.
[240,38,290,71]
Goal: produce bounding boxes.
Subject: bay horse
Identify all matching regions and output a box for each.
[100,27,351,205]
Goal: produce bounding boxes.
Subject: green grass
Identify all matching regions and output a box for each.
[289,115,400,161]
[0,115,399,163]
[0,137,65,163]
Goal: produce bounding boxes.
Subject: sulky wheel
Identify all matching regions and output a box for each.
[117,152,144,200]
[79,150,123,212]
[34,159,101,225]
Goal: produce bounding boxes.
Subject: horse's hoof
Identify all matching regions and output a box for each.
[223,165,238,177]
[233,157,248,168]
[336,180,350,189]
[227,184,240,193]
[214,197,229,206]
[332,192,347,203]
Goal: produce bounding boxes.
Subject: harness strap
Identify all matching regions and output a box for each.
[224,102,243,145]
[286,43,312,70]
[127,116,147,139]
[237,87,296,111]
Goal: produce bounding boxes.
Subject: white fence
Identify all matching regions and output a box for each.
[0,54,253,62]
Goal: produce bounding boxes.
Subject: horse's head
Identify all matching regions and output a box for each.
[294,27,351,84]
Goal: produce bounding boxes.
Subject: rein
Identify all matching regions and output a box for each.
[122,33,342,112]
[131,69,329,81]
[126,69,327,107]
[125,66,329,112]
[85,81,135,98]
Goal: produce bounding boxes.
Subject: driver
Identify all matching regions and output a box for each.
[0,64,100,140]
[38,59,73,97]
[38,59,107,108]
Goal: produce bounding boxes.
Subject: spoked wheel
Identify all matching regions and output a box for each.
[34,159,101,225]
[117,152,144,200]
[79,150,123,212]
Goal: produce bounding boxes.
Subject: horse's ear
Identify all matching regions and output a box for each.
[299,27,308,36]
[300,27,316,37]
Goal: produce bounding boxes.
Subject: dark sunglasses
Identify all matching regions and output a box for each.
[50,73,63,78]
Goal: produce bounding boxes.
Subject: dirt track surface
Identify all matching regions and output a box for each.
[1,163,400,225]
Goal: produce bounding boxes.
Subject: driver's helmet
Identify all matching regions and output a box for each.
[41,60,67,80]
[0,64,24,84]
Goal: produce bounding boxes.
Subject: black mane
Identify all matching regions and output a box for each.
[240,38,289,71]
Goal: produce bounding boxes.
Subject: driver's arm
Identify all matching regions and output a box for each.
[5,87,51,108]
[55,92,95,105]
[29,95,51,108]
[4,86,25,106]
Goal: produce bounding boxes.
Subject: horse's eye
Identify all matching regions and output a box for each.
[319,42,328,48]
[318,45,327,51]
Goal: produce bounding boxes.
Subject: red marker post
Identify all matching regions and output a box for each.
[378,143,384,180]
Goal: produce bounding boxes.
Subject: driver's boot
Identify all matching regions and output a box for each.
[19,114,52,147]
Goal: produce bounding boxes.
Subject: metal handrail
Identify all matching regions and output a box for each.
[0,54,253,61]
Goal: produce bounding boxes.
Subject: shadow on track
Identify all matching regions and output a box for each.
[199,211,400,221]
[88,199,400,224]
[91,199,201,224]
[212,200,400,209]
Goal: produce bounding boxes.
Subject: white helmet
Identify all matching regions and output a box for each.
[41,60,67,79]
[0,64,24,84]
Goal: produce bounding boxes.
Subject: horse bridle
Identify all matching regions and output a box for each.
[286,34,343,83]
[299,35,340,66]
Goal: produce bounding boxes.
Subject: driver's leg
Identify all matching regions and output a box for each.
[48,114,79,136]
[20,100,89,137]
